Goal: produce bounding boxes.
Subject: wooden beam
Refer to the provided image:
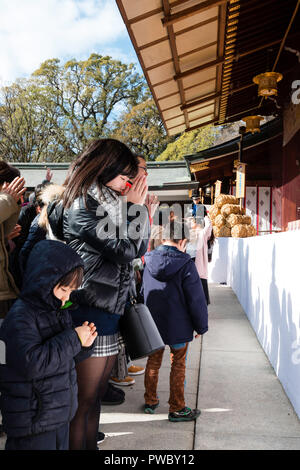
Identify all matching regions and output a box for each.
[128,7,163,25]
[216,2,227,122]
[162,0,189,130]
[174,57,224,81]
[181,92,221,111]
[161,0,230,27]
[173,33,298,83]
[181,81,258,114]
[185,118,218,132]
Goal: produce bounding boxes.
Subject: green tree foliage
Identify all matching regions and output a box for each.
[110,99,174,160]
[0,54,148,162]
[33,54,147,155]
[0,79,67,162]
[157,125,217,161]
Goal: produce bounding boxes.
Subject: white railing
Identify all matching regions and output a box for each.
[208,231,300,418]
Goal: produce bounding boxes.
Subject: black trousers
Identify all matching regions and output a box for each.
[200,278,210,305]
[5,423,69,450]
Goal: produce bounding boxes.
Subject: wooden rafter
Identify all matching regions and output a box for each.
[161,0,231,27]
[162,0,189,130]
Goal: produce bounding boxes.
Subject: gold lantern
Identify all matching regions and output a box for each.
[242,115,263,133]
[253,72,283,96]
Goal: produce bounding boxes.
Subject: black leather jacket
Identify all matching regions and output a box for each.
[48,193,150,315]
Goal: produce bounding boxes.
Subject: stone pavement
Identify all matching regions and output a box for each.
[1,283,300,450]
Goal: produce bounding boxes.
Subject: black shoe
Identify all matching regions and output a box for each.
[97,431,107,444]
[102,383,125,405]
[168,407,201,422]
[144,401,159,414]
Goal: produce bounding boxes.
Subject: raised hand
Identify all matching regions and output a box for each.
[145,193,159,218]
[126,175,148,206]
[46,168,53,182]
[2,177,26,203]
[7,224,22,240]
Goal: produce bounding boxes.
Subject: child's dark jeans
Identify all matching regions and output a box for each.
[144,343,189,413]
[5,423,69,450]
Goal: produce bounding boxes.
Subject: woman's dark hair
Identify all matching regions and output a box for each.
[33,182,50,209]
[62,139,139,208]
[208,230,215,248]
[56,265,84,289]
[0,161,20,185]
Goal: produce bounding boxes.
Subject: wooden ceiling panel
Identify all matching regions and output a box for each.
[117,0,226,135]
[163,105,182,120]
[153,80,179,99]
[164,115,186,128]
[172,7,219,32]
[159,93,182,110]
[147,62,175,85]
[175,21,218,55]
[122,0,162,20]
[185,79,216,102]
[188,114,215,127]
[118,0,300,135]
[169,0,207,10]
[131,13,166,46]
[166,123,186,134]
[179,44,218,73]
[187,103,215,119]
[140,40,172,68]
[181,68,216,88]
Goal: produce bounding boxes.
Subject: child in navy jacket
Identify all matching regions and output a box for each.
[142,220,208,422]
[0,240,97,450]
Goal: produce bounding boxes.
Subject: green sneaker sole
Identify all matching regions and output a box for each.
[168,409,201,422]
[144,403,159,414]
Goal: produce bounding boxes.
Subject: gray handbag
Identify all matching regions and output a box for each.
[120,287,165,360]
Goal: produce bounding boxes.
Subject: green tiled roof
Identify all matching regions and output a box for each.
[10,160,191,188]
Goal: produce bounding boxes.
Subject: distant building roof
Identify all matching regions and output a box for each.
[11,160,194,202]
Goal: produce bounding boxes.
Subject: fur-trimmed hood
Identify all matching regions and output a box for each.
[38,184,65,230]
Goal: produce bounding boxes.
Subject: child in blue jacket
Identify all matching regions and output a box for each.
[142,220,208,422]
[0,240,97,450]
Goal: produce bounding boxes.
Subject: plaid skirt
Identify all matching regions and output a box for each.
[92,332,125,358]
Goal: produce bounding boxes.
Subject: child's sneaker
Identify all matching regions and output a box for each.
[128,365,145,376]
[144,402,159,414]
[168,406,201,422]
[109,376,135,386]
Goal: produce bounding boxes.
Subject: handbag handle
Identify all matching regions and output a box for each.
[128,276,138,305]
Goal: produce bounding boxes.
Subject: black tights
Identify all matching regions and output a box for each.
[69,354,117,450]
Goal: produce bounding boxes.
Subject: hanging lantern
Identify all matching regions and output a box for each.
[242,115,263,133]
[253,72,283,96]
[204,185,211,196]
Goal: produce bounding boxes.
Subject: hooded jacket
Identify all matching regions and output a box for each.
[47,192,150,316]
[0,239,91,438]
[143,245,208,345]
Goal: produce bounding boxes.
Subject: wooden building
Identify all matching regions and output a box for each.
[12,160,198,204]
[184,117,284,233]
[116,0,300,230]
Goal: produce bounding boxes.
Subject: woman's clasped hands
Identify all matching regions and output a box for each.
[124,175,148,206]
[75,322,98,347]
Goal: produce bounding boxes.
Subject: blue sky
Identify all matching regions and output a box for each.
[0,0,142,85]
